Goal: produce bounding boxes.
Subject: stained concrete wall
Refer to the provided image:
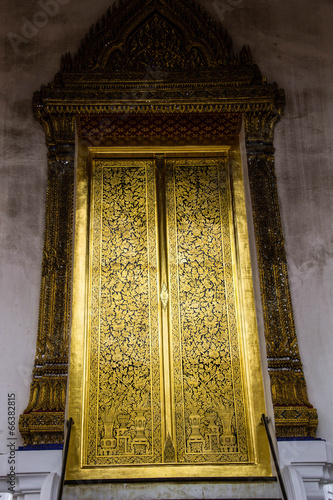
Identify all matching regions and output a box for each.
[0,0,332,453]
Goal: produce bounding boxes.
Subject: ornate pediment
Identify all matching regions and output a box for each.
[59,0,256,77]
[34,0,285,146]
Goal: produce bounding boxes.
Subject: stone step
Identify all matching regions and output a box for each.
[63,480,281,500]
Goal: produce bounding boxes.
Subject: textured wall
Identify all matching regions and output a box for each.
[0,0,332,452]
[217,0,333,443]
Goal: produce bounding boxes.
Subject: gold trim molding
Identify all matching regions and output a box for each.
[19,0,317,446]
[66,145,272,479]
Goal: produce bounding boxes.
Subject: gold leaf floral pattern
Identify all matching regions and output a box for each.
[85,157,248,467]
[167,158,249,462]
[86,160,161,465]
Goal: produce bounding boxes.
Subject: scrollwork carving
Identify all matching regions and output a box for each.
[20,0,317,447]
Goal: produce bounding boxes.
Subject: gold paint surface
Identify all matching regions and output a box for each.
[166,158,248,463]
[21,0,317,447]
[87,159,161,465]
[66,146,271,480]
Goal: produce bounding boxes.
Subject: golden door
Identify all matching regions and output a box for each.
[67,149,271,480]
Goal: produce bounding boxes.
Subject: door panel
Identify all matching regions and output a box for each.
[66,148,271,480]
[167,158,249,463]
[86,159,162,465]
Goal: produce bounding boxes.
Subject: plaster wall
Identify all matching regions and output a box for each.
[0,0,332,455]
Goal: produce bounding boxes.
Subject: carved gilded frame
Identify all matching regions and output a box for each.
[66,142,271,479]
[19,0,317,446]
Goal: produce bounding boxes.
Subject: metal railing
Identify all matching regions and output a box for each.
[57,417,74,500]
[261,414,288,500]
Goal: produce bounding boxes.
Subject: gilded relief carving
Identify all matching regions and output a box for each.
[167,159,248,462]
[87,160,161,465]
[20,0,317,449]
[83,156,248,468]
[245,133,317,436]
[108,14,206,71]
[19,148,74,445]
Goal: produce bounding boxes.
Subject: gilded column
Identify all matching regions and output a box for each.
[19,106,75,444]
[244,111,318,438]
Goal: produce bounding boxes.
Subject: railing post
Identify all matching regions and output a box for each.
[262,414,288,500]
[57,417,74,500]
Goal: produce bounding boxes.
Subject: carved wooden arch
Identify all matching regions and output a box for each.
[19,0,317,445]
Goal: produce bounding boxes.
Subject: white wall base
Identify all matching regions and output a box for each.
[1,442,333,499]
[0,450,62,500]
[278,439,333,500]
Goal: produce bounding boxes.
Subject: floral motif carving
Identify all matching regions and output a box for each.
[20,0,317,447]
[107,14,207,72]
[86,159,161,465]
[167,159,248,462]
